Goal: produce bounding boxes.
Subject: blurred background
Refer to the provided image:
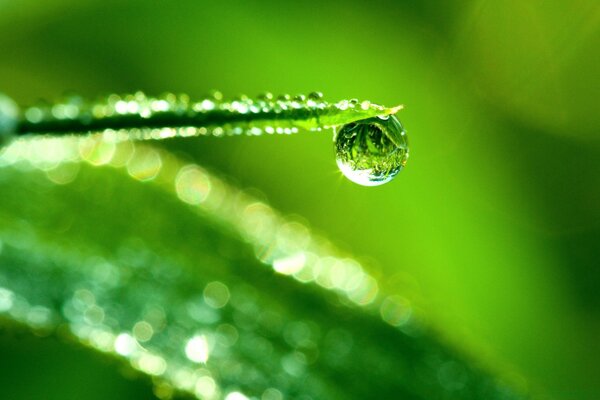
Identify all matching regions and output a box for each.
[0,0,598,399]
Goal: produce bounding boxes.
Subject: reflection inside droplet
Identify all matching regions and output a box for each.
[334,115,409,186]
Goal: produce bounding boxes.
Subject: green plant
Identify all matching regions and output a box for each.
[2,91,408,186]
[0,91,529,399]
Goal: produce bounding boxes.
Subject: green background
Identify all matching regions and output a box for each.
[0,0,598,398]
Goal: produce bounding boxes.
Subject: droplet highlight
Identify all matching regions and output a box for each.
[334,115,409,186]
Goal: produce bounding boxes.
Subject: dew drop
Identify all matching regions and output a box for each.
[257,92,274,101]
[334,115,409,186]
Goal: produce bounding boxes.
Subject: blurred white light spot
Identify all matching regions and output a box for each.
[348,275,379,305]
[0,288,14,312]
[195,376,217,398]
[273,252,306,275]
[176,165,212,205]
[200,99,215,110]
[114,333,137,356]
[27,306,52,327]
[127,148,162,181]
[138,353,167,376]
[89,330,115,352]
[225,391,249,400]
[185,335,210,363]
[151,99,169,112]
[79,136,116,166]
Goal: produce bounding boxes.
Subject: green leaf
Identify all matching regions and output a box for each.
[0,136,526,399]
[16,92,403,138]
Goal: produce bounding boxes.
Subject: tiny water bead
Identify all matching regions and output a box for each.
[1,90,409,185]
[0,135,528,400]
[12,91,401,139]
[334,115,409,186]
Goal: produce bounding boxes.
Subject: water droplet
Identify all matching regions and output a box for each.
[257,92,274,101]
[334,115,408,186]
[208,90,223,101]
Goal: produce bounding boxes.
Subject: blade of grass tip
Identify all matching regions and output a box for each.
[2,91,402,140]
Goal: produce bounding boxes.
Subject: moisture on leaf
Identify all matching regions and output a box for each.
[0,136,525,400]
